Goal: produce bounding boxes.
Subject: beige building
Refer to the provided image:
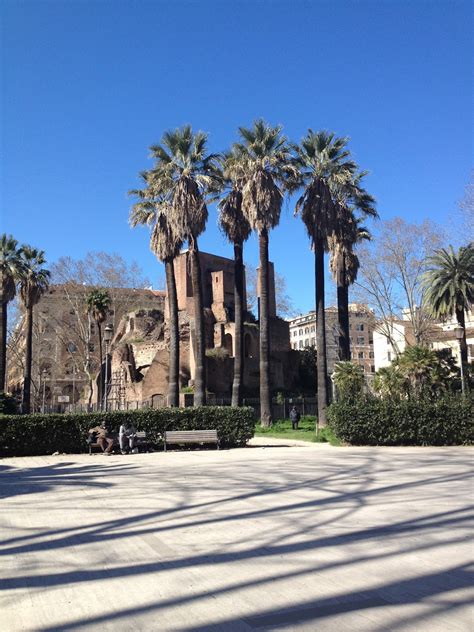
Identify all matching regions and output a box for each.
[287,303,376,374]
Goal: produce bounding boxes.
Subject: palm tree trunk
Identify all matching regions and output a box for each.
[21,304,33,414]
[0,298,7,391]
[190,241,206,406]
[337,255,350,361]
[232,241,244,407]
[97,321,103,410]
[315,240,328,427]
[259,229,272,427]
[165,258,180,407]
[456,308,468,381]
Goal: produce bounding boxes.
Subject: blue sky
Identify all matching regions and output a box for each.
[2,0,472,314]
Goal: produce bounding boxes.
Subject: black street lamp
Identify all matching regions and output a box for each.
[103,324,114,411]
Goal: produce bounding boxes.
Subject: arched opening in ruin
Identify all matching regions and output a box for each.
[224,333,233,357]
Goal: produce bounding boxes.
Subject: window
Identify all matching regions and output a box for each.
[311,338,315,347]
[304,339,309,347]
[88,343,95,352]
[369,351,374,359]
[304,327,309,334]
[357,337,365,344]
[311,326,315,332]
[299,329,303,336]
[371,365,375,373]
[299,340,303,349]
[356,324,364,332]
[358,351,364,359]
[387,351,392,362]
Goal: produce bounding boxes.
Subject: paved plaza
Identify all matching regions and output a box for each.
[1,441,473,631]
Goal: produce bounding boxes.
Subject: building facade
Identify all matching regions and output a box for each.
[287,303,376,374]
[373,309,474,371]
[8,250,297,410]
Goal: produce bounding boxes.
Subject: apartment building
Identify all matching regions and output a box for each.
[287,303,376,373]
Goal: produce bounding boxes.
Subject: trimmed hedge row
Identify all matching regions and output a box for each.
[0,406,255,457]
[327,396,473,446]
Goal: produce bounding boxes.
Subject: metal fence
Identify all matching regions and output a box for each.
[36,394,318,419]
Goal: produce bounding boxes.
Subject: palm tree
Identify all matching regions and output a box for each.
[0,234,24,391]
[329,213,373,361]
[149,126,219,406]
[230,120,294,426]
[19,246,50,413]
[332,361,365,401]
[422,244,474,368]
[329,171,376,361]
[130,171,183,407]
[86,288,111,408]
[218,151,252,406]
[293,130,356,426]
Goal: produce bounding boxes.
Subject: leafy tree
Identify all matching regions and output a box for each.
[19,247,50,413]
[293,130,356,426]
[0,234,24,391]
[422,244,474,369]
[218,150,252,406]
[332,361,365,401]
[130,171,183,407]
[86,289,111,408]
[149,126,219,406]
[229,120,294,426]
[293,347,317,396]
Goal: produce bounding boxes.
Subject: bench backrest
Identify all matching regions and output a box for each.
[164,430,218,442]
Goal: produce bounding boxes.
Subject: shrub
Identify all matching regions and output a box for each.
[327,395,473,446]
[0,392,18,415]
[0,406,255,457]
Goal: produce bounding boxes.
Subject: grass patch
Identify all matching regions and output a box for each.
[254,416,341,446]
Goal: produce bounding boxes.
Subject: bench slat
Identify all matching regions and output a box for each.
[163,429,220,451]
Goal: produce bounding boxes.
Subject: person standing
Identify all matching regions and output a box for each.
[289,406,301,430]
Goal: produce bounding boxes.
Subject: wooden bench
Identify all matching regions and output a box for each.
[88,431,149,455]
[163,430,220,451]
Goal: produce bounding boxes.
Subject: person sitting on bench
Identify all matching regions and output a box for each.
[119,421,138,454]
[88,421,114,455]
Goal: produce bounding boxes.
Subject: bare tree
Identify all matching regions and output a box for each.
[354,217,443,349]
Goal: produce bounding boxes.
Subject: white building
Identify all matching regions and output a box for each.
[373,309,474,371]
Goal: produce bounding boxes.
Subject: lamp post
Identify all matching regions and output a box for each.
[454,325,465,396]
[103,324,114,412]
[41,369,47,413]
[67,342,77,411]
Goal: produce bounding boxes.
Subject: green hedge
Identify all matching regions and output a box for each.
[327,396,473,446]
[0,406,255,457]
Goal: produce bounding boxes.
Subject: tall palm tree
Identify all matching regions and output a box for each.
[230,120,294,426]
[86,288,111,408]
[19,246,50,413]
[329,213,373,361]
[218,151,252,406]
[0,234,24,391]
[329,171,377,361]
[130,171,183,407]
[293,130,356,426]
[422,244,474,367]
[150,126,219,406]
